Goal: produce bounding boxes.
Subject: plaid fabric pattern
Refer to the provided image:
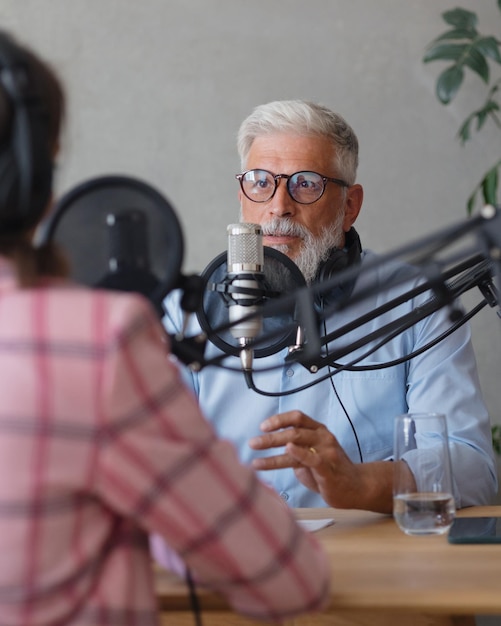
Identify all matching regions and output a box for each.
[0,259,329,625]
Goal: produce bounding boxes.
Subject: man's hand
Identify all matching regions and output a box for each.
[248,410,395,513]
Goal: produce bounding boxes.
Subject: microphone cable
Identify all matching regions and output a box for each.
[326,299,487,372]
[185,567,203,626]
[240,290,488,394]
[321,309,364,464]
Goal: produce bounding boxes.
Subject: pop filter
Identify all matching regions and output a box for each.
[35,175,184,312]
[197,246,306,358]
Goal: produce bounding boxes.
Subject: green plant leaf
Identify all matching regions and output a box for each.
[423,42,468,63]
[424,42,490,83]
[492,425,501,456]
[478,100,501,126]
[466,190,478,217]
[457,94,501,143]
[431,28,478,44]
[437,66,464,104]
[481,163,500,205]
[463,46,490,82]
[458,114,473,143]
[487,81,500,98]
[475,36,501,64]
[442,8,478,31]
[477,109,489,130]
[465,163,501,216]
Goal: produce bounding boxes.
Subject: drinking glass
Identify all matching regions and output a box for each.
[393,412,455,535]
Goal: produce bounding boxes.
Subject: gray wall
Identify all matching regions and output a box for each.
[1,0,500,425]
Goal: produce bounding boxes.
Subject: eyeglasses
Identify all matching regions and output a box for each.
[236,169,349,205]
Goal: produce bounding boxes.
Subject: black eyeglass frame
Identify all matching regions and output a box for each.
[235,169,349,205]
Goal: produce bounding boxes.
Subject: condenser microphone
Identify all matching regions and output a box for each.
[196,244,306,362]
[226,223,264,370]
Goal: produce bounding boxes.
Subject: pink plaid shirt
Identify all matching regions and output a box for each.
[0,258,329,625]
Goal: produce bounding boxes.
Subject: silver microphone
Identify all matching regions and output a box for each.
[227,223,264,370]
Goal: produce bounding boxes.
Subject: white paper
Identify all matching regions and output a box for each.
[298,518,335,532]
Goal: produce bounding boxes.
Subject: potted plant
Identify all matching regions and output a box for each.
[423,4,501,482]
[423,4,501,215]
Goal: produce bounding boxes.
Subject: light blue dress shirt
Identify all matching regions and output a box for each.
[163,250,497,508]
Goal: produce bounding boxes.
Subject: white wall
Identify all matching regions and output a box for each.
[1,0,500,423]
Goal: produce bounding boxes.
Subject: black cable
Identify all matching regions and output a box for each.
[321,312,364,464]
[243,298,486,395]
[185,567,203,626]
[325,299,487,372]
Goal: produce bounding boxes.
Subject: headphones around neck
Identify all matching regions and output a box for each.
[314,227,362,307]
[0,31,53,232]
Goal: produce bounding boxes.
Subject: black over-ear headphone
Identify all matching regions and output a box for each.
[0,31,53,232]
[314,227,362,307]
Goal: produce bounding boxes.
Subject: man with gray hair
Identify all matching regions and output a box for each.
[163,99,497,514]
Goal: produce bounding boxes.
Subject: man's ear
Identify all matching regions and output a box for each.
[343,184,363,231]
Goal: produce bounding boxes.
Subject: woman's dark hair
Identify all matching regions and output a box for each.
[0,37,65,151]
[0,32,68,285]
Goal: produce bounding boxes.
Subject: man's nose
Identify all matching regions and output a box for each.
[268,179,296,217]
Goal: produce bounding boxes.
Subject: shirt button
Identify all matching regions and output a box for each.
[280,491,289,501]
[286,369,294,377]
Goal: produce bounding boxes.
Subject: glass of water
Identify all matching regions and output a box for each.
[393,412,455,535]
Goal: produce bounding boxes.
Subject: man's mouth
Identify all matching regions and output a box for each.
[263,229,304,244]
[260,218,308,246]
[263,233,297,244]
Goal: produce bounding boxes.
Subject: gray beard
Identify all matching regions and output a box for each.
[258,214,346,284]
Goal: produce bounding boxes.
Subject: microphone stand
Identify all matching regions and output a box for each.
[292,256,497,374]
[172,206,501,388]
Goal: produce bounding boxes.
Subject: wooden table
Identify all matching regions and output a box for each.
[156,506,501,626]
